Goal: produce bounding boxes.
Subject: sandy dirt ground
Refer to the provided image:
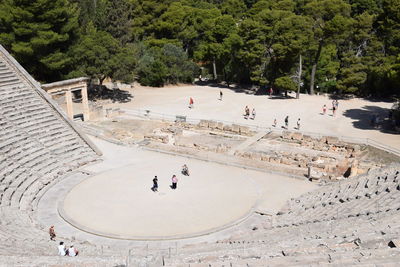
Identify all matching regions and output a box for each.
[61,137,315,239]
[100,84,399,150]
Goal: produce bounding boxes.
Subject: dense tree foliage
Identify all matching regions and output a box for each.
[1,0,399,95]
[0,0,79,81]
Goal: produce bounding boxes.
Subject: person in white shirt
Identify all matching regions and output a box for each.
[58,242,66,256]
[251,108,256,120]
[68,245,79,256]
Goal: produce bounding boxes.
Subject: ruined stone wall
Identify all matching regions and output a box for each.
[90,118,385,180]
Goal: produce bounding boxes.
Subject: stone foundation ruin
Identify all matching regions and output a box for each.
[83,117,398,181]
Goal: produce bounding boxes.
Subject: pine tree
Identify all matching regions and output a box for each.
[0,0,79,82]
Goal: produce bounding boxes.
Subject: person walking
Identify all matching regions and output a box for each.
[251,108,256,120]
[322,104,327,115]
[332,105,336,116]
[151,176,158,192]
[284,116,289,129]
[244,106,250,119]
[297,118,301,130]
[189,97,194,109]
[219,90,223,101]
[273,118,277,127]
[49,225,56,241]
[171,175,178,189]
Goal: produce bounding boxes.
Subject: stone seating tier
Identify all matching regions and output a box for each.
[275,167,400,226]
[0,53,98,212]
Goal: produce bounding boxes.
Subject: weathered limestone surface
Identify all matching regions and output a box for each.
[0,46,98,212]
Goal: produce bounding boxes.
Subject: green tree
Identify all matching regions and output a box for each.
[0,0,79,82]
[274,76,297,92]
[68,23,121,85]
[162,44,199,84]
[70,0,107,28]
[349,0,382,15]
[103,0,134,44]
[314,44,340,93]
[336,12,377,94]
[136,47,167,87]
[195,14,238,81]
[305,0,353,94]
[112,43,140,83]
[238,1,313,86]
[130,0,175,40]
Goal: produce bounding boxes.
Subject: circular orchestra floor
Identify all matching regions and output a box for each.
[60,159,260,240]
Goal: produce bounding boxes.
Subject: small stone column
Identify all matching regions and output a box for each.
[81,85,90,121]
[65,90,74,120]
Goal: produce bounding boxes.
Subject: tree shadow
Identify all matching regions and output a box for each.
[87,85,133,103]
[342,105,398,134]
[194,81,299,99]
[328,94,356,100]
[269,94,296,100]
[328,94,395,103]
[194,80,259,95]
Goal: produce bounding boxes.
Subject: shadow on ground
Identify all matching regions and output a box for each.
[342,105,398,134]
[195,81,297,99]
[195,81,258,95]
[329,94,395,103]
[87,85,133,103]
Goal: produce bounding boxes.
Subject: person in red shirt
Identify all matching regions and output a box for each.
[189,97,194,109]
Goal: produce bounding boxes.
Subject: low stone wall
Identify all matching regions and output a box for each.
[105,107,123,118]
[198,120,253,136]
[280,131,361,155]
[91,118,382,180]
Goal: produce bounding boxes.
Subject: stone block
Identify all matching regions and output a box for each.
[144,134,169,144]
[326,136,339,144]
[215,143,229,153]
[193,143,207,150]
[208,120,218,129]
[319,136,327,144]
[303,135,313,142]
[231,124,241,133]
[198,120,209,128]
[216,122,224,130]
[324,164,336,173]
[269,157,281,164]
[241,152,252,158]
[239,126,251,135]
[291,132,303,141]
[281,157,294,165]
[281,131,293,139]
[260,154,270,161]
[175,115,186,122]
[299,161,308,168]
[314,143,324,151]
[223,125,233,132]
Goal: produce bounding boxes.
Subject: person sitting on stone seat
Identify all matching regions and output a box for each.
[68,245,79,257]
[58,242,66,256]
